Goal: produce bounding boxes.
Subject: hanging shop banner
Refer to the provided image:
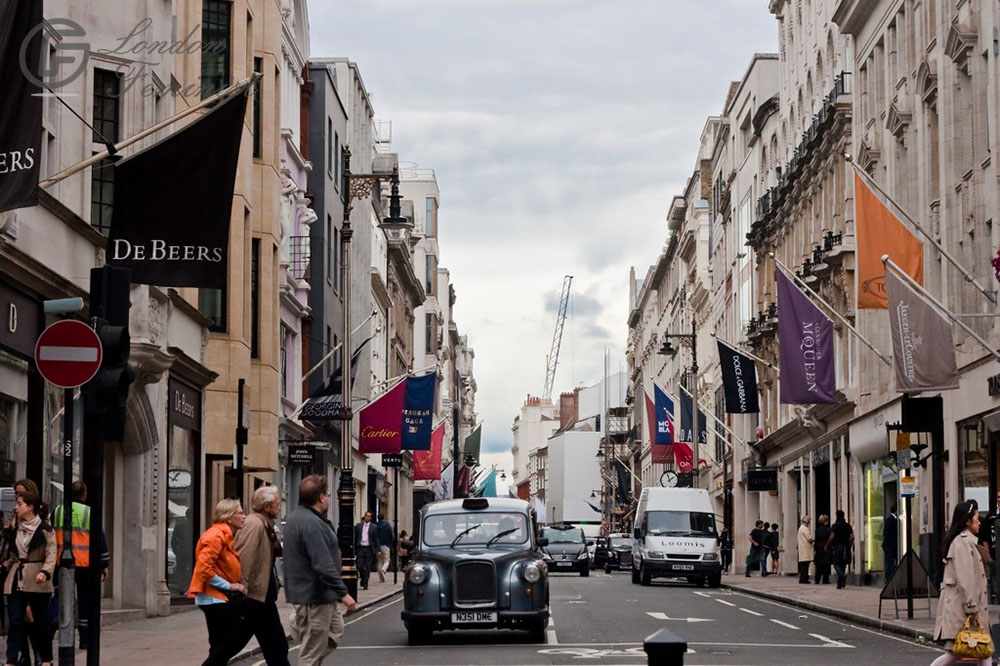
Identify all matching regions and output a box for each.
[747,469,778,492]
[0,0,43,213]
[463,424,482,465]
[358,380,406,454]
[299,336,371,422]
[717,341,760,413]
[107,92,247,288]
[288,445,315,467]
[651,386,674,465]
[413,421,446,481]
[776,269,838,404]
[401,372,437,450]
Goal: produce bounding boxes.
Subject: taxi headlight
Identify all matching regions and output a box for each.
[703,552,719,561]
[577,550,589,560]
[523,563,542,583]
[407,564,429,585]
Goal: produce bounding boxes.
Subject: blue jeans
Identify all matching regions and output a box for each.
[759,548,769,574]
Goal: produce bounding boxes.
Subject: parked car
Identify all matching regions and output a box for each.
[604,533,634,573]
[591,536,609,570]
[539,524,590,577]
[401,497,550,644]
[631,487,722,588]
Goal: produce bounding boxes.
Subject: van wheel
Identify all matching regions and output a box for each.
[631,566,640,584]
[580,567,589,577]
[708,573,722,588]
[695,577,706,588]
[640,565,652,586]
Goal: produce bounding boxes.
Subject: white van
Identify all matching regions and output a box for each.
[631,487,721,587]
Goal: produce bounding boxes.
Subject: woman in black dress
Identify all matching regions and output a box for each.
[813,514,832,584]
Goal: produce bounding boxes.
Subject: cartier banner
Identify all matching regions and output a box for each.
[108,92,247,288]
[0,0,43,213]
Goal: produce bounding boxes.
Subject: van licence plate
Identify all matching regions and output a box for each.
[672,564,695,571]
[452,611,497,624]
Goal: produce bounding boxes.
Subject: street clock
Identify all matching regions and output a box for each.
[659,470,678,488]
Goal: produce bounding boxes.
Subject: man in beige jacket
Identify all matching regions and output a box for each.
[797,515,813,584]
[233,485,290,665]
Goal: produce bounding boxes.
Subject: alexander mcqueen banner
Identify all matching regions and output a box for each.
[358,380,407,454]
[652,385,674,465]
[776,270,838,404]
[108,92,247,288]
[885,268,959,392]
[0,0,43,213]
[717,341,760,413]
[401,373,437,450]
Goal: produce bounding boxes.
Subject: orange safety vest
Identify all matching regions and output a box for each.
[53,502,91,567]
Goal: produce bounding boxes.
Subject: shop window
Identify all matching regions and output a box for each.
[167,425,198,598]
[961,421,989,507]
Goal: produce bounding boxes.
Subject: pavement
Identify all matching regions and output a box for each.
[74,572,402,665]
[228,570,944,665]
[723,570,1000,642]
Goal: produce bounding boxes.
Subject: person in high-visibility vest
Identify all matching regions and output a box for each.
[52,480,110,650]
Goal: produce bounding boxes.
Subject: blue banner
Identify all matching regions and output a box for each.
[401,373,437,450]
[653,384,674,445]
[679,389,707,444]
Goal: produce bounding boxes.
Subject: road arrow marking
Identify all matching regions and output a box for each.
[646,612,714,622]
[739,607,764,617]
[770,619,800,630]
[809,633,853,648]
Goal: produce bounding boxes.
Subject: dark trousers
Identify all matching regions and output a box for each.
[6,591,53,664]
[798,561,811,583]
[231,599,290,666]
[721,549,732,573]
[759,548,769,574]
[357,545,376,588]
[883,549,897,582]
[832,545,848,588]
[76,567,96,646]
[201,603,245,666]
[814,561,831,583]
[745,546,759,575]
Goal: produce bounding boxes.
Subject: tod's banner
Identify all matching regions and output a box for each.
[108,92,247,288]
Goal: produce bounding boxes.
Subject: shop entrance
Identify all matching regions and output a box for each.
[814,461,830,521]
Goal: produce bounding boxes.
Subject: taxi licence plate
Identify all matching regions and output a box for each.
[452,611,497,624]
[556,561,573,567]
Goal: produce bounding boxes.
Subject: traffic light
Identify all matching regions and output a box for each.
[85,267,134,440]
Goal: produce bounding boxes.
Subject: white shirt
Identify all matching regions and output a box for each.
[361,522,371,546]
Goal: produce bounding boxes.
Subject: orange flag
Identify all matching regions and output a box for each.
[855,172,923,308]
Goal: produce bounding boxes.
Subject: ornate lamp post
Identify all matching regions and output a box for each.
[337,149,407,598]
[659,316,699,487]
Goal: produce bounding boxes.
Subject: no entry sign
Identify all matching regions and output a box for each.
[34,320,103,388]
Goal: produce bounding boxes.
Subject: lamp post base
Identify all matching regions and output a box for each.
[337,468,358,600]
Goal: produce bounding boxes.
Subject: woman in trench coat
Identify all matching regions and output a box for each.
[931,501,991,665]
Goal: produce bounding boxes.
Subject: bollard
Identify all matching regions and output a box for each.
[644,628,687,666]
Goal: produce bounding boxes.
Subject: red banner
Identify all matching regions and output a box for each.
[358,381,406,453]
[674,443,693,472]
[413,421,445,480]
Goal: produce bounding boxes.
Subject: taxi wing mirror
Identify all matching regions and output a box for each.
[537,537,549,548]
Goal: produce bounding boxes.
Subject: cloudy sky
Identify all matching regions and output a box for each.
[310,0,777,489]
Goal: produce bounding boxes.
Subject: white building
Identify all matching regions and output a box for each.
[511,396,560,497]
[547,430,602,524]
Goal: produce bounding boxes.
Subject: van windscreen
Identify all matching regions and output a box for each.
[646,511,716,537]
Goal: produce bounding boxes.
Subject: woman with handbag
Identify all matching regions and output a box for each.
[188,498,248,666]
[931,501,992,665]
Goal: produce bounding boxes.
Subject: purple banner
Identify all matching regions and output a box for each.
[776,270,838,404]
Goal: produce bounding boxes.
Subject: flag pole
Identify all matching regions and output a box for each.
[847,156,997,305]
[301,311,378,384]
[772,254,892,366]
[676,383,745,448]
[711,333,779,375]
[40,76,260,189]
[883,255,1000,364]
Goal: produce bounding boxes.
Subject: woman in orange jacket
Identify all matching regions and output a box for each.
[188,498,247,666]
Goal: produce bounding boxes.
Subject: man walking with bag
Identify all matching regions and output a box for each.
[284,475,357,666]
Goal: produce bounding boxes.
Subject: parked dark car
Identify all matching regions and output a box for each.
[539,524,589,576]
[604,533,634,573]
[591,536,609,570]
[401,497,550,644]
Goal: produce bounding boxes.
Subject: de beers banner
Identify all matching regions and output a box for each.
[776,270,837,404]
[885,268,959,392]
[0,0,43,213]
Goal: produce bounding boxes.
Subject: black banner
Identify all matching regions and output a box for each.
[679,389,707,444]
[0,0,43,213]
[108,92,247,288]
[381,453,403,468]
[300,335,372,422]
[747,469,777,492]
[717,341,760,413]
[288,445,315,467]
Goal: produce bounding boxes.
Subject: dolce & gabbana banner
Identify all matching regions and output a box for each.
[0,0,43,213]
[108,92,247,288]
[776,269,837,404]
[717,341,759,413]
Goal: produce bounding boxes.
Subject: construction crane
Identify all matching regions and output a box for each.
[543,275,573,400]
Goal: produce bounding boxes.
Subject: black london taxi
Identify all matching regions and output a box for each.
[401,497,550,644]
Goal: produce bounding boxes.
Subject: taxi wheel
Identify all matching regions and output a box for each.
[407,623,428,645]
[604,565,612,574]
[528,619,547,643]
[580,567,590,577]
[631,565,640,584]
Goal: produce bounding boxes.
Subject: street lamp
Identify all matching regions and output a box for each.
[658,316,700,488]
[336,149,405,599]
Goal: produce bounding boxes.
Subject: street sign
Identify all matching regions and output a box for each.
[382,453,403,467]
[34,320,102,388]
[901,475,917,498]
[896,448,913,469]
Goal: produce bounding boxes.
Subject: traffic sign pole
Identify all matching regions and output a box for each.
[58,388,75,666]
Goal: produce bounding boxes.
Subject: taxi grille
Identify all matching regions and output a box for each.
[454,561,495,604]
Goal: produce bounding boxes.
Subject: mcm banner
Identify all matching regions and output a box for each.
[0,0,43,213]
[885,268,959,392]
[717,341,760,413]
[651,385,674,465]
[108,92,247,288]
[776,269,838,404]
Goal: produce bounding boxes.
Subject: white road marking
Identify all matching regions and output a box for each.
[39,346,98,362]
[770,619,801,630]
[547,614,558,644]
[693,591,711,597]
[739,607,764,616]
[646,612,713,622]
[809,633,853,648]
[715,598,736,607]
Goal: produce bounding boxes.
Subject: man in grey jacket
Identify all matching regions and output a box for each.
[283,475,357,666]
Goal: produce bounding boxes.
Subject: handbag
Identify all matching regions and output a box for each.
[954,614,993,659]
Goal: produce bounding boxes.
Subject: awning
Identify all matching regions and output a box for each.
[848,399,901,464]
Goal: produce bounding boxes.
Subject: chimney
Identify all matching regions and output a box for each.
[559,391,578,430]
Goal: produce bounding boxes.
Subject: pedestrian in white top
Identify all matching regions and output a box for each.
[797,516,814,584]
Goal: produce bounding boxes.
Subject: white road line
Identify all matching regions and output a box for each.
[647,612,667,620]
[693,591,711,597]
[739,607,764,616]
[770,619,800,630]
[809,633,853,648]
[715,598,736,607]
[547,614,558,645]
